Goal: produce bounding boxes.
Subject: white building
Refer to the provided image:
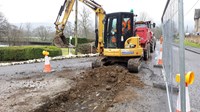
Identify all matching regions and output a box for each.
[194,9,200,34]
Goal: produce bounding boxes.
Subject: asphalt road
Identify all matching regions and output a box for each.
[0,44,169,112]
[0,57,95,76]
[185,48,200,111]
[0,57,97,112]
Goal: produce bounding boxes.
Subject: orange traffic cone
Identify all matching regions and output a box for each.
[43,51,51,73]
[154,40,163,68]
[160,36,163,44]
[157,48,163,65]
[176,84,191,112]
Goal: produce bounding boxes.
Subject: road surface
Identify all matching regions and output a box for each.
[0,46,169,112]
[185,48,200,111]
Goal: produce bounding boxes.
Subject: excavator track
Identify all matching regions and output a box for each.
[127,58,142,73]
[92,57,142,73]
[92,58,102,69]
[92,57,112,69]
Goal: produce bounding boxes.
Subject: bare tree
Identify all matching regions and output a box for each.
[25,23,32,40]
[79,7,92,38]
[152,26,162,39]
[0,12,9,39]
[0,12,26,46]
[6,24,24,46]
[64,21,74,38]
[138,12,152,21]
[33,25,52,41]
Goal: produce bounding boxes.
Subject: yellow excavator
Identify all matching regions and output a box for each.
[54,0,143,72]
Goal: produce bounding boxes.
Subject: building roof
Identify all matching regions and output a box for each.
[194,9,200,19]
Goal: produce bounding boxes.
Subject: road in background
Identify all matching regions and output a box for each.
[185,48,200,111]
[168,44,200,112]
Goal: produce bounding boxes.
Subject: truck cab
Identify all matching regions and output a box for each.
[135,21,156,60]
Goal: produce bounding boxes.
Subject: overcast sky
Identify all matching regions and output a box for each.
[0,0,199,31]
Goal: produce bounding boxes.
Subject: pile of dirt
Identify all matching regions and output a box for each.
[33,65,144,112]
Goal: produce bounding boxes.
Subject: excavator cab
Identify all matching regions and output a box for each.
[104,12,134,49]
[95,12,144,73]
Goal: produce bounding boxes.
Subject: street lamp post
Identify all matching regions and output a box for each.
[69,36,72,56]
[90,43,93,54]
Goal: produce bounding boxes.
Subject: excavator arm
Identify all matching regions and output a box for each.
[54,0,105,54]
[54,0,75,48]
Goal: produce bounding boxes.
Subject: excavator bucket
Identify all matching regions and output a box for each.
[53,34,68,48]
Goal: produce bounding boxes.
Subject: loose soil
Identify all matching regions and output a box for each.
[33,65,144,112]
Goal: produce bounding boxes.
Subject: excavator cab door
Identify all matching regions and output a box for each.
[104,12,134,48]
[104,15,118,48]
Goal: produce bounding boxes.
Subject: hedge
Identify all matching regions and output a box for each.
[66,38,93,45]
[0,46,62,61]
[77,43,97,54]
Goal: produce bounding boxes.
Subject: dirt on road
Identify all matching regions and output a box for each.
[0,68,83,112]
[0,56,169,112]
[32,65,144,112]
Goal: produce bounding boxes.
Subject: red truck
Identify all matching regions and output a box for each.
[135,21,156,60]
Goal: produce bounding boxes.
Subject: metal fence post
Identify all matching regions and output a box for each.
[178,0,186,111]
[162,0,186,111]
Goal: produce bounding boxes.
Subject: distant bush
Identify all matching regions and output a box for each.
[66,38,93,45]
[0,46,62,61]
[77,43,96,54]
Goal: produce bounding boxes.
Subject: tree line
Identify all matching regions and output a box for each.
[0,12,55,46]
[0,6,162,46]
[0,6,95,46]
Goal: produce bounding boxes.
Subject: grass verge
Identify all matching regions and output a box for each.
[61,48,76,56]
[184,40,200,48]
[174,37,200,48]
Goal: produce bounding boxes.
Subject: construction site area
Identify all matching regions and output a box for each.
[0,45,169,112]
[0,0,200,112]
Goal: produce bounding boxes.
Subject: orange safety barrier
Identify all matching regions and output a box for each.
[176,71,194,112]
[176,85,191,112]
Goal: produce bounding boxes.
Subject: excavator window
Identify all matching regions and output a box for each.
[104,12,134,49]
[106,17,118,48]
[120,13,134,48]
[122,17,132,38]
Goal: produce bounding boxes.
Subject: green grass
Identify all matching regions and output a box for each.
[174,39,200,48]
[61,48,76,56]
[184,40,200,48]
[61,48,69,56]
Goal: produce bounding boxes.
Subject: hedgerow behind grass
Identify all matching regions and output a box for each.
[0,46,62,61]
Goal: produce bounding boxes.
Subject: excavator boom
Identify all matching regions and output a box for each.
[54,0,75,48]
[54,0,105,54]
